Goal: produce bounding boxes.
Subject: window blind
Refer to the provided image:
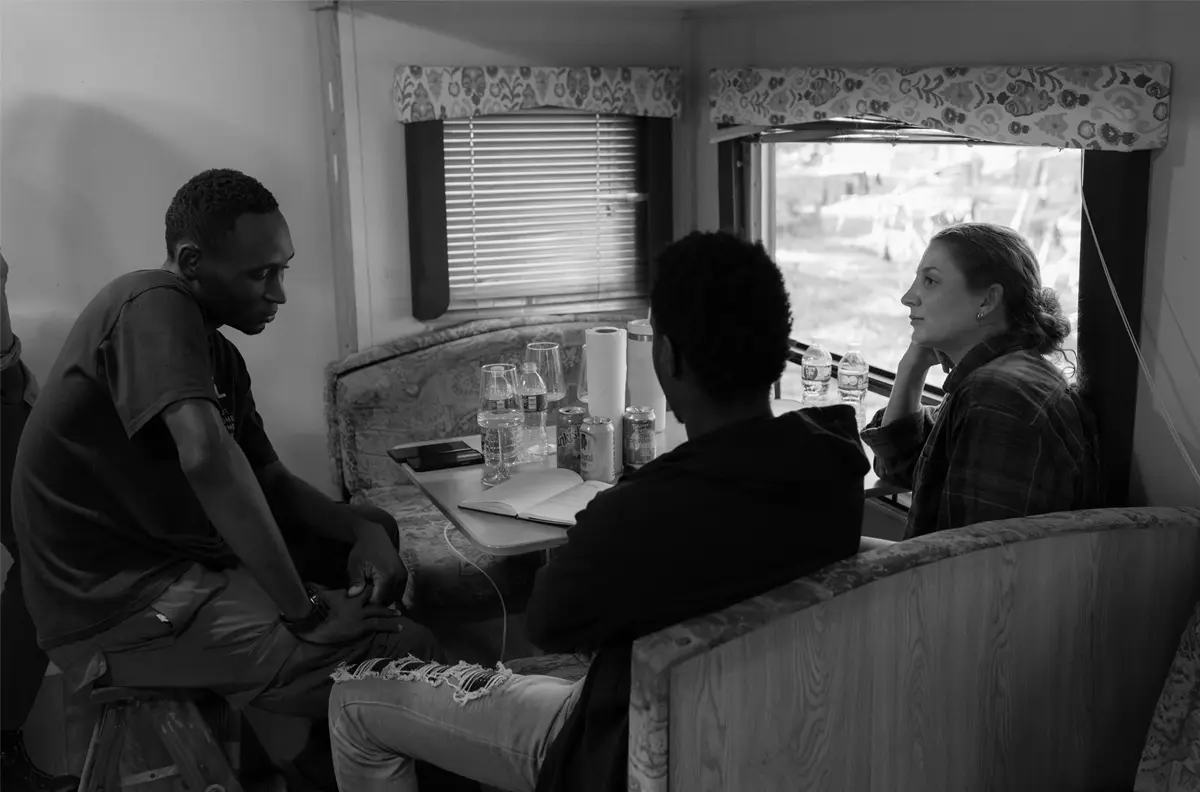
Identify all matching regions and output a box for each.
[443,113,646,311]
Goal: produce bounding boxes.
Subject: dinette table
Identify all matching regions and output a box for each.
[394,400,903,556]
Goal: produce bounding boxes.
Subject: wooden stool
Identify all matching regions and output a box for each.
[78,686,243,792]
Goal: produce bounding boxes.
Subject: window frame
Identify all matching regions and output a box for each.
[721,133,1151,507]
[405,113,674,323]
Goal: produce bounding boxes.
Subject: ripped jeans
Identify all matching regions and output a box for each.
[328,656,583,792]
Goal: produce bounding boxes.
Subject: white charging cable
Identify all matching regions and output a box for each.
[442,523,509,662]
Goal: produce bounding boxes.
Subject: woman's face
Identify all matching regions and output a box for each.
[901,241,988,354]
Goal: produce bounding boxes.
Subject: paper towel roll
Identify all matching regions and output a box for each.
[626,319,667,433]
[585,326,628,471]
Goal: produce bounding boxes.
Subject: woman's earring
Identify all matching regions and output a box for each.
[976,310,985,321]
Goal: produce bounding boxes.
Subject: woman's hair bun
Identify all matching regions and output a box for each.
[1030,287,1071,353]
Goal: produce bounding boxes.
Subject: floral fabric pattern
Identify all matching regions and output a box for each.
[710,62,1171,151]
[324,312,637,496]
[323,313,638,623]
[1135,600,1200,791]
[394,66,683,123]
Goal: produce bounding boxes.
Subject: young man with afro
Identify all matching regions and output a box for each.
[325,230,871,792]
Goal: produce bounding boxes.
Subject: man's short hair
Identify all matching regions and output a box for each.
[164,169,279,258]
[650,231,793,402]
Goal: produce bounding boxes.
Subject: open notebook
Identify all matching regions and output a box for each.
[459,468,612,526]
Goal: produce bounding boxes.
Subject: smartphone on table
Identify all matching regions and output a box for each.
[388,440,485,472]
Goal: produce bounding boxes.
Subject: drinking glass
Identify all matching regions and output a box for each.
[479,363,517,412]
[526,342,564,457]
[478,363,520,485]
[526,342,565,402]
[576,345,589,405]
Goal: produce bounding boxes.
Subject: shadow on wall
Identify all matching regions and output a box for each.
[3,93,337,492]
[1130,291,1200,504]
[1130,105,1199,505]
[1156,292,1200,444]
[2,96,190,378]
[1,95,291,379]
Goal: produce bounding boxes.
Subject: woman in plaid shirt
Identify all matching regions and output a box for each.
[861,223,1103,539]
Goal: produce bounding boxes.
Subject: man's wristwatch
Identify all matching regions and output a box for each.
[280,583,330,634]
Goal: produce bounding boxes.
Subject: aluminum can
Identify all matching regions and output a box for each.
[580,416,617,484]
[556,406,588,473]
[623,406,657,472]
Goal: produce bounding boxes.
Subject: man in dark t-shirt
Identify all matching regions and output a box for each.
[11,169,441,790]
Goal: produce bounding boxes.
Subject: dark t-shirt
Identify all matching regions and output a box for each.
[528,406,871,792]
[11,270,278,649]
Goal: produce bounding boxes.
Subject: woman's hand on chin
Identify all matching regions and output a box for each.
[900,343,942,374]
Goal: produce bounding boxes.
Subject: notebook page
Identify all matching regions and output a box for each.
[521,480,613,526]
[459,468,583,517]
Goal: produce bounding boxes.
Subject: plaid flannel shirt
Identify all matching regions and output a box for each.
[861,333,1103,539]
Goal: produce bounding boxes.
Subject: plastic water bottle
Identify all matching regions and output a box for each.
[517,362,549,461]
[838,342,869,428]
[800,339,833,403]
[478,391,521,487]
[837,342,869,405]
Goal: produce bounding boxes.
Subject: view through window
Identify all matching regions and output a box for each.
[771,141,1083,417]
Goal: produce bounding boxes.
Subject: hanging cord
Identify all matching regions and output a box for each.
[1079,160,1200,492]
[442,523,508,662]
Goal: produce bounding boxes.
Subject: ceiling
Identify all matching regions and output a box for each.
[359,0,875,5]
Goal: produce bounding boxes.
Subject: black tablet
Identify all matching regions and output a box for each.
[387,440,485,472]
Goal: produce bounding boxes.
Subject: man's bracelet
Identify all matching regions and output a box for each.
[280,583,330,634]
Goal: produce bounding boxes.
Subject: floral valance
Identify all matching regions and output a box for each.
[710,62,1171,151]
[393,66,683,123]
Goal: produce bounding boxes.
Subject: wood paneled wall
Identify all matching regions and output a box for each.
[669,526,1200,791]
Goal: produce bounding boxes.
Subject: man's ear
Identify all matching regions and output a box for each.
[659,333,683,380]
[175,243,202,279]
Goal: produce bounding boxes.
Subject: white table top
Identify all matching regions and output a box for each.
[401,446,570,556]
[400,403,902,557]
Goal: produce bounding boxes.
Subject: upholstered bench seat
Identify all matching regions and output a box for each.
[352,483,543,623]
[326,313,640,627]
[504,653,591,682]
